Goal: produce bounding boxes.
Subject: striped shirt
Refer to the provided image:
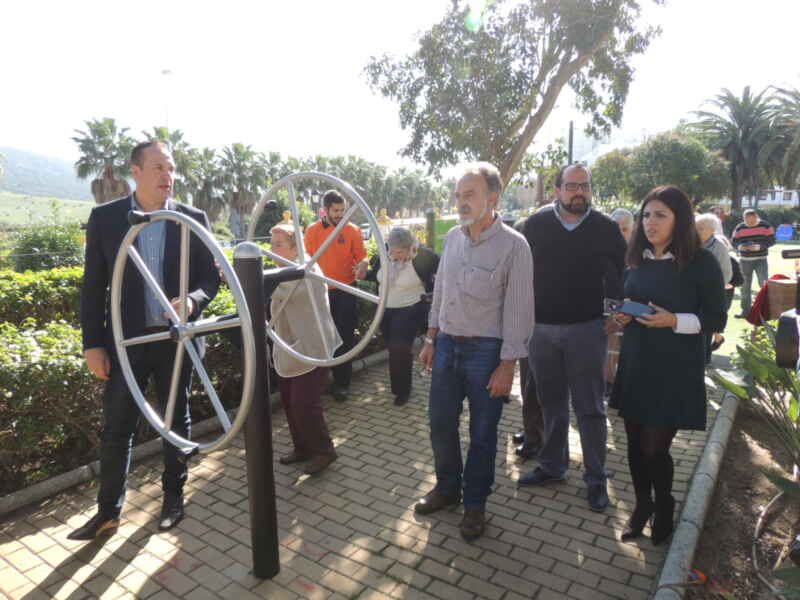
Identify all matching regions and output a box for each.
[132,195,170,327]
[732,219,775,260]
[429,215,535,360]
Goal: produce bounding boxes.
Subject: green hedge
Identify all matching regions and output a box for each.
[0,267,83,326]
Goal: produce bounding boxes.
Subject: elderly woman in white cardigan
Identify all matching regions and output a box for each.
[270,224,342,475]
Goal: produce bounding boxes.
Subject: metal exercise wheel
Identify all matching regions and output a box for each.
[247,171,389,367]
[111,210,256,454]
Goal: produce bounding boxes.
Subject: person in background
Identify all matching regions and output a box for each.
[610,208,635,244]
[367,227,439,406]
[609,185,726,546]
[304,190,369,401]
[732,209,775,317]
[270,224,341,475]
[511,217,543,461]
[696,214,733,361]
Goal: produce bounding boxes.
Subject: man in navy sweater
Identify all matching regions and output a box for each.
[517,164,626,512]
[732,209,775,317]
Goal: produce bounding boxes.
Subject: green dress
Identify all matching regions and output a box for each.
[610,249,727,430]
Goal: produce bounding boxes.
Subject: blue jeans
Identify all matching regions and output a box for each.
[740,258,769,313]
[428,333,505,509]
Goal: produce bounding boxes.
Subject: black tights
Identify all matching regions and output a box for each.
[624,420,677,508]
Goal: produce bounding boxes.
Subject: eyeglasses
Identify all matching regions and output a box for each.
[563,182,591,192]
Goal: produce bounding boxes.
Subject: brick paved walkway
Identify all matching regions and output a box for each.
[0,364,721,600]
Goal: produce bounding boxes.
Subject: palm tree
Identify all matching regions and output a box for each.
[72,118,135,204]
[763,87,800,190]
[218,143,267,239]
[141,127,195,202]
[185,148,225,222]
[693,87,774,210]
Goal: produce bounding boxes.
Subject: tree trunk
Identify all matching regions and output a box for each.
[91,166,131,204]
[731,179,742,212]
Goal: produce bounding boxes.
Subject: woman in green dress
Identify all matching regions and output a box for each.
[609,186,726,545]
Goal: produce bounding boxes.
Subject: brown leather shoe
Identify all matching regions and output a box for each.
[459,508,485,541]
[279,451,309,465]
[414,490,461,515]
[304,452,338,475]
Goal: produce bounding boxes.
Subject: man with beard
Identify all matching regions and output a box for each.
[304,190,368,402]
[517,164,625,512]
[415,163,534,541]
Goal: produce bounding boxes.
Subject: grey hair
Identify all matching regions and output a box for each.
[387,227,417,250]
[460,162,503,193]
[610,208,634,224]
[695,213,721,233]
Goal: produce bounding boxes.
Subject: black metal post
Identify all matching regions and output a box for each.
[233,242,280,579]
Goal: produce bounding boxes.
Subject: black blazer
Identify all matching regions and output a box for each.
[80,195,220,353]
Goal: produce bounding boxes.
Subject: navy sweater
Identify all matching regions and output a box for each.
[732,219,775,260]
[521,207,626,325]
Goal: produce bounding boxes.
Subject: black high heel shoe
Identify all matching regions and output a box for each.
[620,503,654,541]
[651,495,675,546]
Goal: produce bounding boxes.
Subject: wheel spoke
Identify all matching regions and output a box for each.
[305,269,379,304]
[260,247,299,268]
[184,339,232,431]
[163,342,186,431]
[184,315,242,337]
[305,202,359,270]
[178,223,190,323]
[121,330,172,347]
[127,246,180,323]
[303,278,332,359]
[287,182,306,263]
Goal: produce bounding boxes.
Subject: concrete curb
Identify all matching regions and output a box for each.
[652,389,740,599]
[0,348,390,519]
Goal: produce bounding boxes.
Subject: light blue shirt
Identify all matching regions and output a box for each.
[132,195,170,327]
[553,201,592,231]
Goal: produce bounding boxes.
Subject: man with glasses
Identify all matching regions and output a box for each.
[517,164,626,512]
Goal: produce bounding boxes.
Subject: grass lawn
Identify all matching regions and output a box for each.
[0,191,92,227]
[716,241,799,358]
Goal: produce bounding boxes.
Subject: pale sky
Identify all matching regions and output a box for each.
[2,0,799,171]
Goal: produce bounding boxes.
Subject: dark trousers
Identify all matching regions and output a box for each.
[279,368,335,457]
[518,357,544,447]
[98,341,192,519]
[329,288,358,389]
[381,303,424,399]
[530,320,608,485]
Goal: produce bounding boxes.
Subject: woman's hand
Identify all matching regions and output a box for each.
[636,302,677,329]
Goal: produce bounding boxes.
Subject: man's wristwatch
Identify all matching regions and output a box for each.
[424,336,435,345]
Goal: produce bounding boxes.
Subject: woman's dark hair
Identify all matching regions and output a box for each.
[627,185,700,270]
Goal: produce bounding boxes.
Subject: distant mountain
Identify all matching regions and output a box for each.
[0,146,92,201]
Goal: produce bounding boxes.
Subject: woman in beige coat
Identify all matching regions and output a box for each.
[270,224,342,475]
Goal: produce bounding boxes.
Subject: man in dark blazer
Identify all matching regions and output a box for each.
[69,140,220,540]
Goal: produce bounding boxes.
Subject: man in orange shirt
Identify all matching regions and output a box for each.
[305,190,368,401]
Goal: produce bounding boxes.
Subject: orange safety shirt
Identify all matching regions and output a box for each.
[304,219,367,285]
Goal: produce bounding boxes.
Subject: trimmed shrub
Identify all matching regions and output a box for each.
[0,267,83,326]
[11,223,84,272]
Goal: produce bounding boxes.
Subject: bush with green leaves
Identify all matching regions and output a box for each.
[0,266,83,326]
[11,222,83,272]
